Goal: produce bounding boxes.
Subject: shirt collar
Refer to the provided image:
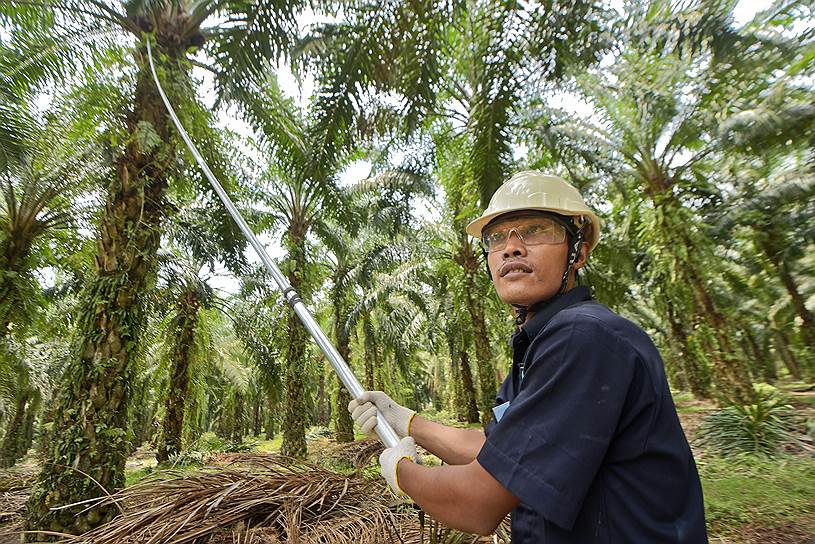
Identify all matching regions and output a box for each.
[518,286,592,341]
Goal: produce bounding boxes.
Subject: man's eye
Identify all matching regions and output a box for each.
[524,224,548,235]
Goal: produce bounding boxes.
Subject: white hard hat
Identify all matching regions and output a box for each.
[466,170,601,251]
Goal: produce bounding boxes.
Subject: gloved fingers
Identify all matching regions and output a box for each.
[359,406,379,435]
[350,401,374,422]
[359,390,388,406]
[399,436,416,451]
[379,436,418,495]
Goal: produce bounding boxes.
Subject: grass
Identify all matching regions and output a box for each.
[254,436,283,453]
[700,454,815,538]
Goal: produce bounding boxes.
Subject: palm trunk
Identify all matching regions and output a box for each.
[747,329,776,384]
[156,287,200,463]
[374,347,384,390]
[773,330,802,380]
[666,305,711,398]
[25,48,177,534]
[363,318,375,390]
[0,234,35,339]
[444,322,480,423]
[333,306,354,442]
[761,232,815,351]
[648,188,754,405]
[281,223,309,458]
[252,397,262,437]
[19,393,40,461]
[446,328,467,422]
[316,370,330,425]
[0,391,28,468]
[459,350,481,424]
[232,391,245,443]
[265,403,276,440]
[455,239,496,424]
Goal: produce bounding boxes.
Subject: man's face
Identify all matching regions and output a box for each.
[485,213,571,308]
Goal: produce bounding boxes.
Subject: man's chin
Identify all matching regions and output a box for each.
[498,288,559,308]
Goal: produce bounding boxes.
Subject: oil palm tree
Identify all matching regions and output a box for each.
[521,0,805,403]
[0,338,67,467]
[1,0,307,530]
[715,165,815,373]
[0,112,98,341]
[313,167,431,441]
[303,0,611,422]
[240,76,362,457]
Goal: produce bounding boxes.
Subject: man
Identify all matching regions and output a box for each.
[349,171,707,542]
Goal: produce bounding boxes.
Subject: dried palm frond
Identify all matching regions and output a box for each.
[0,489,29,522]
[56,458,401,544]
[319,439,384,469]
[0,470,35,493]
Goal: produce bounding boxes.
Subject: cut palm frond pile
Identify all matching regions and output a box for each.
[203,512,498,544]
[0,469,33,528]
[318,439,384,469]
[59,458,403,544]
[0,470,35,493]
[0,489,28,524]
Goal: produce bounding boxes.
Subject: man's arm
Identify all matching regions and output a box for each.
[397,458,518,535]
[409,415,485,465]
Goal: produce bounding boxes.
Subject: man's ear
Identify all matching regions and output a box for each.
[574,243,589,271]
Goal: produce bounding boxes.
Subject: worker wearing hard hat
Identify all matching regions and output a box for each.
[349,171,707,543]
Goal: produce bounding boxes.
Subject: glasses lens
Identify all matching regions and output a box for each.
[482,218,566,252]
[518,221,566,245]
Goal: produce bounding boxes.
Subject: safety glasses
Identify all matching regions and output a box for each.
[482,216,567,253]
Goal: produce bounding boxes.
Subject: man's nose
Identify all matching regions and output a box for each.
[502,229,527,257]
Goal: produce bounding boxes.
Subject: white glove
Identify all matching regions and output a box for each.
[379,436,418,495]
[348,391,416,439]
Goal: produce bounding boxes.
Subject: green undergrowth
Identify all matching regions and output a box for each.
[419,409,483,429]
[124,464,203,487]
[700,453,815,537]
[254,436,283,452]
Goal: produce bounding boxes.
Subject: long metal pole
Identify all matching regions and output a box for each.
[145,38,400,449]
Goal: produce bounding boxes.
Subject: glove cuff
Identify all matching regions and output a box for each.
[393,455,415,495]
[406,411,417,437]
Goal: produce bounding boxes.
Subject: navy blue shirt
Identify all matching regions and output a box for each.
[477,287,707,543]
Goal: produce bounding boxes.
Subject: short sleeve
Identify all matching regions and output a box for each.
[476,314,636,530]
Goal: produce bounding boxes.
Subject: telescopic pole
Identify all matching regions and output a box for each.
[144,38,400,449]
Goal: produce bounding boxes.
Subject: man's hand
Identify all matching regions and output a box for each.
[379,436,418,494]
[348,391,415,438]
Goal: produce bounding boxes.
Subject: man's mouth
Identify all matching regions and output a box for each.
[499,261,532,277]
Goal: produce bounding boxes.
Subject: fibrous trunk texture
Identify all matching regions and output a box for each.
[0,391,29,468]
[458,350,481,424]
[232,391,245,443]
[362,317,375,390]
[455,238,496,425]
[666,304,711,398]
[761,229,815,375]
[333,324,355,442]
[281,223,309,458]
[647,189,754,405]
[156,287,200,463]
[25,51,175,536]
